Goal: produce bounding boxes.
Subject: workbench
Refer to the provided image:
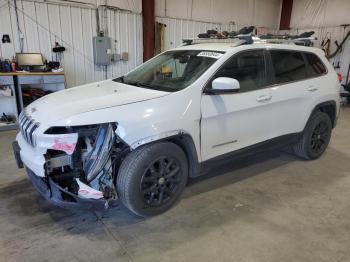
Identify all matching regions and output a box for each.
[0,72,65,131]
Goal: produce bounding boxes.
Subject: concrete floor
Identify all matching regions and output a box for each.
[1,108,350,262]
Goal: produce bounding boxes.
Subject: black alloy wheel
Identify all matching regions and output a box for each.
[140,157,181,207]
[117,142,188,217]
[293,111,332,160]
[310,120,331,155]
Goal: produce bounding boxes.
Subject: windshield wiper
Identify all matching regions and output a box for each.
[137,82,161,90]
[125,81,162,90]
[122,80,140,87]
[117,78,167,91]
[113,76,125,83]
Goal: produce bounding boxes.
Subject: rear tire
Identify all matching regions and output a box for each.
[294,111,332,160]
[117,142,188,217]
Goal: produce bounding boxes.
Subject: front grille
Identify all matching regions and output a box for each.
[19,111,39,147]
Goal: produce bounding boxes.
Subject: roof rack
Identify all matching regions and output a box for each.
[256,36,317,46]
[182,34,254,46]
[182,35,317,47]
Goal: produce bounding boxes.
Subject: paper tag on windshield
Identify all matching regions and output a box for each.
[197,51,223,59]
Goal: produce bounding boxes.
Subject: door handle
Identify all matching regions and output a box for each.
[307,86,318,92]
[256,95,272,102]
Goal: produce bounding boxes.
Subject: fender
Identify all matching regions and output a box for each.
[130,130,186,149]
[131,131,201,178]
[306,100,337,129]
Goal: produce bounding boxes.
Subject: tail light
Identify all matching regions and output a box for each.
[337,73,342,83]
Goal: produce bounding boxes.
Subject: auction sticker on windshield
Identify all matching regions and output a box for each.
[197,51,223,59]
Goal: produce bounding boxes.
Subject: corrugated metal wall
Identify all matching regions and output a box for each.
[285,0,350,85]
[0,0,143,88]
[155,0,282,29]
[290,0,350,29]
[0,0,283,88]
[155,16,235,50]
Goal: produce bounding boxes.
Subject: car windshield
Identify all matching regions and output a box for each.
[113,50,223,92]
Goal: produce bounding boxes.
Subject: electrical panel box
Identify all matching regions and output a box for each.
[121,52,129,61]
[93,36,112,65]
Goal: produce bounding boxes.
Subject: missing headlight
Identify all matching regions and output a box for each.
[44,123,130,201]
[84,123,115,182]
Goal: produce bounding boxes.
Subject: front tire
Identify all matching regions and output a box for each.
[294,111,332,160]
[117,142,188,217]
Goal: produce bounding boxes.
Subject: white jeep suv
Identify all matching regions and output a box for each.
[13,40,340,216]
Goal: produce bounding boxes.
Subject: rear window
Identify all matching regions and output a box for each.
[270,50,308,84]
[304,52,327,77]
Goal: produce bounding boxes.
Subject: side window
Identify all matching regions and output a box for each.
[213,50,266,92]
[270,50,308,84]
[304,52,327,77]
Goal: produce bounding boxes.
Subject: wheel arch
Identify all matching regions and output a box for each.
[130,132,200,178]
[166,134,200,178]
[309,100,337,128]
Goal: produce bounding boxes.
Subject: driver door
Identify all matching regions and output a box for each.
[200,49,276,161]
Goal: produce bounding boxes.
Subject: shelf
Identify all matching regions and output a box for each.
[0,123,18,131]
[0,73,65,132]
[0,96,15,99]
[0,72,64,76]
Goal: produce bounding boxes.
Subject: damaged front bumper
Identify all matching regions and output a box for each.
[12,138,113,209]
[26,167,107,209]
[14,123,128,209]
[13,139,109,209]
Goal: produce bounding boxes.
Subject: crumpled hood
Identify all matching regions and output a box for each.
[25,80,169,125]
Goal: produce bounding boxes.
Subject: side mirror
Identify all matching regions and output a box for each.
[206,77,240,94]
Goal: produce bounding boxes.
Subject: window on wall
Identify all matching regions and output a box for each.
[270,50,308,84]
[304,52,327,77]
[213,50,267,92]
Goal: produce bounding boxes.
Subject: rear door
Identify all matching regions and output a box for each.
[266,49,318,138]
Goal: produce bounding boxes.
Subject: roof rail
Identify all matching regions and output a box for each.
[182,34,254,46]
[182,35,316,47]
[256,36,317,46]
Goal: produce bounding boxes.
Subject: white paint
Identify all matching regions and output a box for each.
[200,45,340,160]
[37,133,78,155]
[17,132,46,177]
[23,80,170,127]
[212,77,240,91]
[17,42,340,178]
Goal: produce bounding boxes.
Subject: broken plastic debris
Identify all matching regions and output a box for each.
[52,138,77,154]
[76,179,103,200]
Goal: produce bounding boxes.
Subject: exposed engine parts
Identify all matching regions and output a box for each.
[44,123,129,204]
